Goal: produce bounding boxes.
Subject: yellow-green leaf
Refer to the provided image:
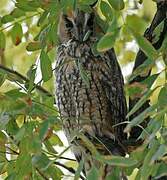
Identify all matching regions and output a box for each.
[100,1,113,22]
[129,28,158,60]
[0,32,6,50]
[11,23,23,46]
[126,86,160,118]
[97,28,120,52]
[26,42,42,51]
[40,50,52,82]
[108,0,125,10]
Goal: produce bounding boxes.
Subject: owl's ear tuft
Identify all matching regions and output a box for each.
[58,13,73,43]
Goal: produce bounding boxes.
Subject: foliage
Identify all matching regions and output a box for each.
[0,0,167,179]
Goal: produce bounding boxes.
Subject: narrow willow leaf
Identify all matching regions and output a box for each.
[141,141,159,180]
[0,32,6,50]
[97,155,138,167]
[108,0,125,10]
[151,144,167,163]
[79,0,97,5]
[129,28,158,60]
[49,134,63,146]
[40,50,52,82]
[74,159,84,180]
[141,73,160,89]
[27,65,37,93]
[0,74,7,87]
[155,163,167,178]
[97,28,120,52]
[129,58,154,82]
[87,167,99,180]
[78,134,98,155]
[37,11,48,26]
[32,153,51,171]
[39,121,49,140]
[11,23,23,45]
[124,104,157,133]
[126,86,160,118]
[158,85,167,108]
[26,42,41,51]
[15,153,32,178]
[1,15,14,24]
[77,59,90,87]
[14,126,25,142]
[100,1,113,22]
[10,8,25,18]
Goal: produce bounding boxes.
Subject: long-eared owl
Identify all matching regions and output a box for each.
[55,5,127,179]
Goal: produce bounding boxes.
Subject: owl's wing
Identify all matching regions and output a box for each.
[102,48,127,138]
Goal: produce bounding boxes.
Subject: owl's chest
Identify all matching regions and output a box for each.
[56,55,110,120]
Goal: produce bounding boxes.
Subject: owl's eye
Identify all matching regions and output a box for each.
[64,15,73,29]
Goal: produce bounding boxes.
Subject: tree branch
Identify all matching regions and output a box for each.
[0,64,53,97]
[129,1,167,141]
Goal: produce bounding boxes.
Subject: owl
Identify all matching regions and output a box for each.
[55,7,127,179]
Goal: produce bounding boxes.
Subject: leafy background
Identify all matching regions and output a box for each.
[0,0,167,179]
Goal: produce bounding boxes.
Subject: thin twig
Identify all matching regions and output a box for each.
[54,161,85,180]
[0,64,53,97]
[0,12,40,32]
[36,168,49,180]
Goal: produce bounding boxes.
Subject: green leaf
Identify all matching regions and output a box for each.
[32,153,51,171]
[87,166,99,180]
[0,113,10,130]
[14,126,25,142]
[15,153,32,178]
[100,1,113,22]
[129,58,154,82]
[44,165,63,179]
[0,74,7,87]
[15,2,37,12]
[125,15,147,33]
[124,104,157,133]
[44,140,58,154]
[10,8,25,18]
[151,144,167,163]
[48,23,58,45]
[78,134,98,155]
[155,163,167,178]
[0,32,6,50]
[141,141,159,180]
[141,73,160,89]
[97,28,120,52]
[126,86,160,118]
[77,59,90,87]
[49,134,63,146]
[11,23,23,45]
[1,15,14,24]
[40,50,52,82]
[37,11,49,26]
[79,0,97,5]
[26,41,42,51]
[0,131,7,145]
[97,155,138,167]
[27,65,37,93]
[39,121,49,140]
[158,85,167,108]
[108,0,125,10]
[74,159,84,180]
[129,28,158,60]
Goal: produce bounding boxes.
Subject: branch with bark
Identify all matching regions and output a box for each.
[128,1,167,141]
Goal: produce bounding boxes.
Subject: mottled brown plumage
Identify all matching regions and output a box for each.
[55,9,127,178]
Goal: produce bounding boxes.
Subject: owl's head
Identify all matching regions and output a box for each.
[58,9,95,43]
